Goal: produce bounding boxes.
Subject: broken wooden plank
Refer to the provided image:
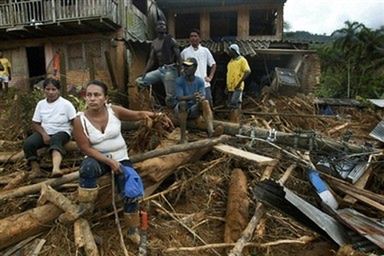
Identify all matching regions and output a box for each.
[214,144,276,166]
[328,122,349,135]
[322,172,384,205]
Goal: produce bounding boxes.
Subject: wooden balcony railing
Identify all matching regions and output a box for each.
[0,0,119,28]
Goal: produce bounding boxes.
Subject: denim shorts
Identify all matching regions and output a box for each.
[227,90,243,109]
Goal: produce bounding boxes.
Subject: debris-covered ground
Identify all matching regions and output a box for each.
[1,89,384,256]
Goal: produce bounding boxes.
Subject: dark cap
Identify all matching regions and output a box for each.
[182,57,198,67]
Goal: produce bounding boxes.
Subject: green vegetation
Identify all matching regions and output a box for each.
[316,21,384,99]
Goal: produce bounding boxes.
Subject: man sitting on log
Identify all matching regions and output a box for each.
[174,57,215,143]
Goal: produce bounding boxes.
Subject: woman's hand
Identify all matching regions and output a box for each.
[107,158,121,174]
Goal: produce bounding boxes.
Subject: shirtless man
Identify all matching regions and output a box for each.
[136,20,181,108]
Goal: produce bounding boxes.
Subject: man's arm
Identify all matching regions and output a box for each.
[32,122,50,144]
[206,63,216,83]
[235,70,251,90]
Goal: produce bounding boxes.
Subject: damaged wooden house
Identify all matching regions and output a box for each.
[0,0,162,95]
[1,1,384,256]
[154,0,321,105]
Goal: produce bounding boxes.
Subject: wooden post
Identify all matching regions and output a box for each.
[200,10,210,40]
[104,50,117,89]
[237,6,249,39]
[59,50,67,97]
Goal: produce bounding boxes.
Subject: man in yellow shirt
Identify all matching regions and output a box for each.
[226,44,251,122]
[0,50,12,95]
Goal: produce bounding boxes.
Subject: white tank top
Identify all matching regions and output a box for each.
[79,104,129,161]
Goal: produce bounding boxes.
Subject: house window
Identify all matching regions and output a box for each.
[67,41,104,71]
[175,13,200,39]
[132,0,147,15]
[210,11,237,39]
[249,9,277,36]
[67,43,84,70]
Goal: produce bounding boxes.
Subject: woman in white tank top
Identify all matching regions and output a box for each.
[73,80,173,245]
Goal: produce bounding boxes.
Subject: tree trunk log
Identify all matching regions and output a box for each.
[0,133,226,202]
[0,129,214,250]
[0,172,80,202]
[224,168,249,244]
[37,184,83,221]
[0,204,62,250]
[0,141,78,163]
[2,172,28,190]
[191,120,367,154]
[135,129,215,195]
[228,162,278,256]
[74,218,100,256]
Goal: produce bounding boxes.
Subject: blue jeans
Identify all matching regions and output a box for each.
[173,101,200,119]
[23,132,70,162]
[227,90,243,109]
[79,157,139,213]
[136,65,178,107]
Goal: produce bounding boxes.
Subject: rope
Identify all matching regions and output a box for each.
[111,171,130,256]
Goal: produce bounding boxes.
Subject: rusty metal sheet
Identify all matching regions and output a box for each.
[337,208,384,250]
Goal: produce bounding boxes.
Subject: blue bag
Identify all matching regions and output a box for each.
[121,165,144,199]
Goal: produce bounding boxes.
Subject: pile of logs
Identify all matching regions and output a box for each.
[0,94,383,255]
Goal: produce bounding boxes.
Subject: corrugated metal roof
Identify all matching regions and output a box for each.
[178,39,271,57]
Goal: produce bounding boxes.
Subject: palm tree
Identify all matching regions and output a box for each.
[331,21,366,97]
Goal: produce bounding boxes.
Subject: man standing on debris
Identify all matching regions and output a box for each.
[136,20,181,108]
[174,57,215,143]
[226,44,251,122]
[0,50,12,95]
[73,80,173,245]
[181,29,216,107]
[23,78,77,178]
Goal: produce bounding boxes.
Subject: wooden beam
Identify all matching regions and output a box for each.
[214,143,276,166]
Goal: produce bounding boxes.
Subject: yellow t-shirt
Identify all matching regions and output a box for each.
[226,56,250,92]
[0,57,11,77]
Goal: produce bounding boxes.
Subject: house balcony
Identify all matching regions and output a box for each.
[0,0,120,40]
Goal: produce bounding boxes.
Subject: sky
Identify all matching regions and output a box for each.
[284,0,384,35]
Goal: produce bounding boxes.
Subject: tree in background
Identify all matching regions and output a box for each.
[316,21,384,99]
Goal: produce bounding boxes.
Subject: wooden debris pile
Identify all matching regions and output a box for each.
[0,93,384,256]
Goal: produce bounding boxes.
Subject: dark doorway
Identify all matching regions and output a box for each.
[26,46,46,88]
